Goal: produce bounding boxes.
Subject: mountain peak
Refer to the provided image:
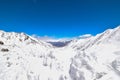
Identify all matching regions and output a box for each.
[0,26,120,80]
[114,25,120,29]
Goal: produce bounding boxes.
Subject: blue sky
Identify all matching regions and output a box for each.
[0,0,120,38]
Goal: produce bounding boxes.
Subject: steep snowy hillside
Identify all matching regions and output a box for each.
[0,26,120,80]
[68,26,120,80]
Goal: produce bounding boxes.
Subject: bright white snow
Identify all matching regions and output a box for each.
[0,26,120,80]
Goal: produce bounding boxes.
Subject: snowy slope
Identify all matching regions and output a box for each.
[68,26,120,80]
[0,26,120,80]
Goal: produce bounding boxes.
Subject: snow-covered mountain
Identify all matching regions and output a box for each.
[0,26,120,80]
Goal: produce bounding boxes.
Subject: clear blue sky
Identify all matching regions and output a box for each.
[0,0,120,38]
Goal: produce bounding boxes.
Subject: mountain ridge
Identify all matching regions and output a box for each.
[0,26,120,80]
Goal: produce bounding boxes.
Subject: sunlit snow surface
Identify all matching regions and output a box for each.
[0,26,120,80]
